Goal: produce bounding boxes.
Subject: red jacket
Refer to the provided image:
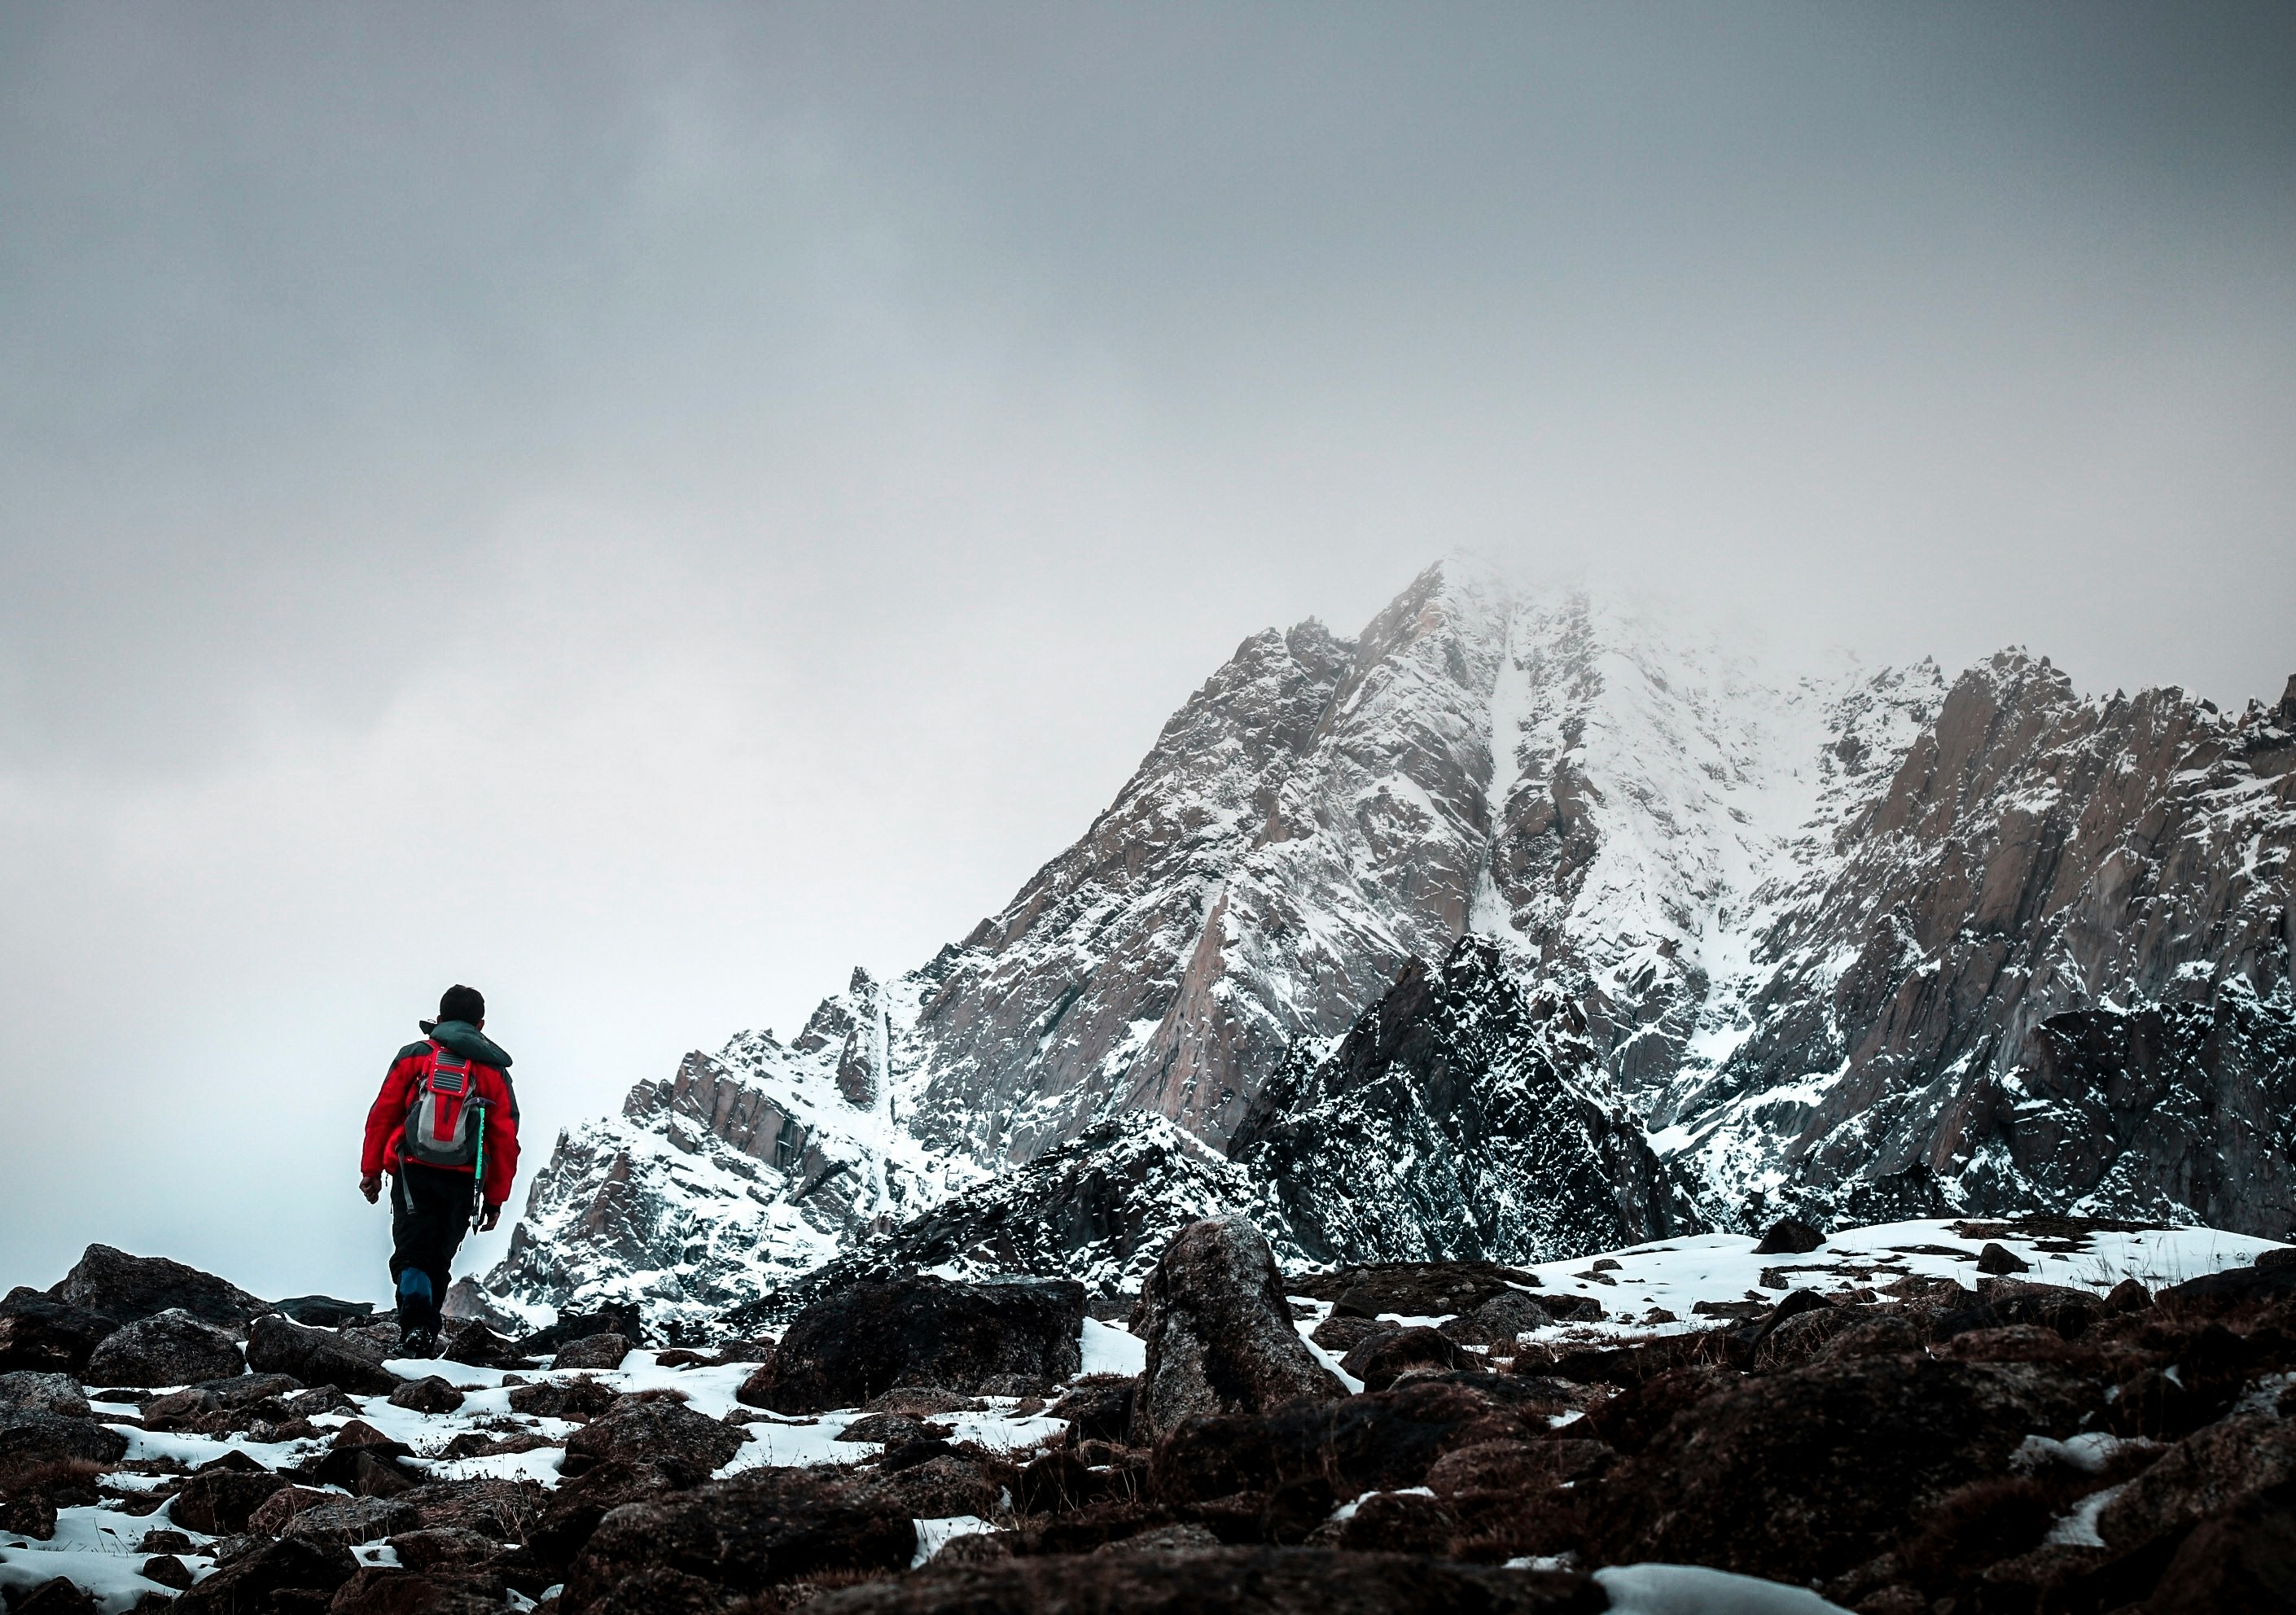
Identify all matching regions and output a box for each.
[361,1031,520,1207]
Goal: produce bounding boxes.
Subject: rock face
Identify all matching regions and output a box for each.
[1233,936,1697,1265]
[1676,652,2296,1236]
[81,1308,243,1388]
[480,558,2296,1327]
[50,1245,269,1330]
[738,1276,1085,1414]
[1133,1217,1343,1439]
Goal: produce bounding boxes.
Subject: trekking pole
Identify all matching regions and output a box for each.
[469,1100,490,1236]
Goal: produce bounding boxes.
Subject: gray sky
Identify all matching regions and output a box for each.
[3,2,2290,1302]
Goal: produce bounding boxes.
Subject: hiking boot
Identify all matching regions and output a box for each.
[401,1327,440,1359]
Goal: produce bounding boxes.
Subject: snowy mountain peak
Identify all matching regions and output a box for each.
[484,560,2296,1325]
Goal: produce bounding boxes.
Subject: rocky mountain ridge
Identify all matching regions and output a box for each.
[476,558,2295,1328]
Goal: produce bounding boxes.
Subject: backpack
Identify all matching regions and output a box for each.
[401,1041,486,1170]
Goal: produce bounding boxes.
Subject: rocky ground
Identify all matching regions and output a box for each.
[4,1215,2295,1613]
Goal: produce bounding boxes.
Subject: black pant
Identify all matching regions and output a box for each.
[390,1162,474,1333]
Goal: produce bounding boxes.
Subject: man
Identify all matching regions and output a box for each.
[360,984,520,1356]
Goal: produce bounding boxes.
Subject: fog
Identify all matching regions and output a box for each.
[2,2,2290,1301]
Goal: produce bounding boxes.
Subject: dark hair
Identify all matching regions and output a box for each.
[438,984,486,1025]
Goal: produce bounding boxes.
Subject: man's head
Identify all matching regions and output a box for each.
[438,984,486,1027]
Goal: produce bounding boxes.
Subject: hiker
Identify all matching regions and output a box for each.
[358,984,520,1356]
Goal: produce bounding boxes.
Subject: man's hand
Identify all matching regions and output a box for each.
[360,1173,382,1204]
[479,1202,502,1232]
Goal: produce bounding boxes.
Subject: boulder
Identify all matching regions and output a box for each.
[551,1333,632,1371]
[1331,1490,1458,1554]
[1049,1380,1136,1445]
[6,1580,98,1615]
[1439,1290,1553,1348]
[389,1477,554,1542]
[1426,1439,1610,1498]
[83,1308,243,1387]
[440,1320,519,1368]
[853,1452,1006,1521]
[140,1552,195,1591]
[560,1466,918,1613]
[1307,1315,1392,1355]
[863,1386,985,1416]
[174,1534,357,1613]
[324,1566,506,1615]
[0,1407,129,1478]
[0,1372,90,1419]
[1286,1261,1544,1319]
[2157,1263,2296,1316]
[246,1485,341,1535]
[528,1459,685,1574]
[738,1275,1084,1414]
[801,1545,1604,1614]
[515,1305,646,1358]
[1132,1218,1343,1441]
[0,1491,58,1540]
[1537,1293,1606,1324]
[1818,1316,1926,1363]
[1587,1354,2104,1582]
[2140,1476,2296,1614]
[387,1525,514,1575]
[271,1295,375,1328]
[0,1295,120,1374]
[388,1376,467,1415]
[1977,1242,2031,1276]
[836,1412,939,1447]
[2102,1278,2154,1314]
[559,1395,745,1484]
[1150,1373,1559,1505]
[168,1468,293,1534]
[312,1448,424,1498]
[283,1493,423,1544]
[51,1245,269,1329]
[1752,1218,1827,1256]
[2096,1416,2296,1553]
[1339,1326,1474,1391]
[245,1313,403,1395]
[506,1375,621,1422]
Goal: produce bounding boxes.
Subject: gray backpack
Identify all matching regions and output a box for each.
[401,1042,482,1169]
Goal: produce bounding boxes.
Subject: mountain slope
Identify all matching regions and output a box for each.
[480,559,2296,1324]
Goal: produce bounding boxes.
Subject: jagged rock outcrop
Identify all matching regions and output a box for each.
[1132,1216,1343,1438]
[1668,651,2296,1234]
[724,1114,1259,1330]
[1233,934,1698,1265]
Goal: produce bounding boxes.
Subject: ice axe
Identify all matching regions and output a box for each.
[468,1099,491,1236]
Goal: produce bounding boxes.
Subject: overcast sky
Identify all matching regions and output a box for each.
[2,2,2290,1303]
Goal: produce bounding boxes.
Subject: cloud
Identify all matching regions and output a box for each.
[0,2,2289,1297]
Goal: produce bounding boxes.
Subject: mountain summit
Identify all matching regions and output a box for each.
[476,559,2296,1328]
